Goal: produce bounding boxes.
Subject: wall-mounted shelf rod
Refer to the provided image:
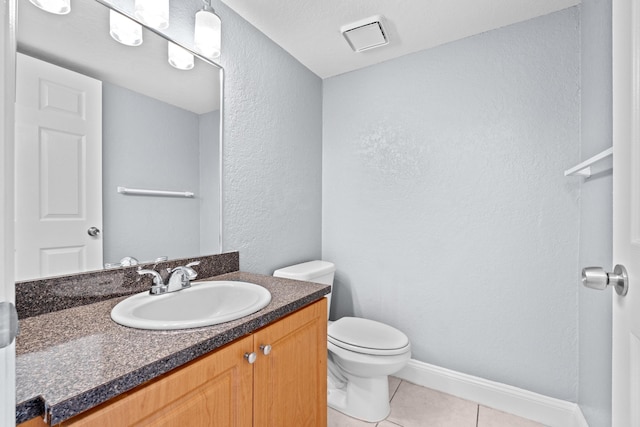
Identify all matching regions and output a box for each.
[564,147,613,178]
[117,186,195,198]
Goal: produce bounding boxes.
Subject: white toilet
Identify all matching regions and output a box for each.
[273,260,411,422]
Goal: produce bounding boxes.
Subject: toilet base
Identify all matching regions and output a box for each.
[327,374,391,423]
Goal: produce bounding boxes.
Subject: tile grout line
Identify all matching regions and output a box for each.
[384,379,403,427]
[390,379,402,402]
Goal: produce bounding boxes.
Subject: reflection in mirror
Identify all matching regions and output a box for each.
[15,0,222,281]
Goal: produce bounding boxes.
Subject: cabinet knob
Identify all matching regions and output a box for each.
[244,352,257,364]
[260,344,272,355]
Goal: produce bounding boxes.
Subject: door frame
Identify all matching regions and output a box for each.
[612,0,640,424]
[1,0,16,425]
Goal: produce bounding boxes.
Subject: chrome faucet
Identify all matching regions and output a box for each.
[137,268,166,295]
[137,261,200,295]
[166,261,200,292]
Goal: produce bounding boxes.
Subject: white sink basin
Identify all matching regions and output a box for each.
[111,281,272,330]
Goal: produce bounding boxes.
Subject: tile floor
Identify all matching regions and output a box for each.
[327,377,546,427]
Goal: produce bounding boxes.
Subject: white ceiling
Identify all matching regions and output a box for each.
[18,0,220,114]
[221,0,581,79]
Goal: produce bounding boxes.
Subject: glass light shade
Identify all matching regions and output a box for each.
[168,42,194,70]
[194,9,221,59]
[134,0,169,30]
[109,10,143,47]
[28,0,70,15]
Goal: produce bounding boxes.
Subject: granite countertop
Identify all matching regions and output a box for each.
[16,271,330,425]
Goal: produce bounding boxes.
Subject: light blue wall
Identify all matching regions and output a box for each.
[199,110,221,256]
[323,8,581,401]
[102,82,202,263]
[214,2,323,274]
[578,0,613,425]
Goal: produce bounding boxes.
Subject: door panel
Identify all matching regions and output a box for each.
[39,129,84,218]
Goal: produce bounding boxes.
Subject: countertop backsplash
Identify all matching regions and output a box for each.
[15,251,240,319]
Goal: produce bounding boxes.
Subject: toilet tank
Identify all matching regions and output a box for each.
[273,260,335,319]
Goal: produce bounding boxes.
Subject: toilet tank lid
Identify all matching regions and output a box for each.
[273,260,335,281]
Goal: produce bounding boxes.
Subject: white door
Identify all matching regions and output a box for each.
[15,53,103,281]
[1,0,16,425]
[613,0,640,425]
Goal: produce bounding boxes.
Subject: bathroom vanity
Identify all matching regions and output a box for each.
[15,254,329,426]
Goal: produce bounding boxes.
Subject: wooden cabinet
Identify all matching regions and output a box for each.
[254,299,327,426]
[61,335,254,427]
[20,299,327,427]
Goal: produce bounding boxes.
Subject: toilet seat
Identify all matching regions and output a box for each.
[328,317,410,356]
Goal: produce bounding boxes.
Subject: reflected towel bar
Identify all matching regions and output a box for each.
[564,147,613,178]
[117,186,195,198]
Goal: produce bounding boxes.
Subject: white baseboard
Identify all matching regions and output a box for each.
[395,359,589,427]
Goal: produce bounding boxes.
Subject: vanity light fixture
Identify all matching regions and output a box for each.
[168,42,194,70]
[134,0,169,30]
[109,10,143,47]
[194,0,221,59]
[28,0,70,15]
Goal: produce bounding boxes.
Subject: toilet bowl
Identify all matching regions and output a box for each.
[273,261,411,423]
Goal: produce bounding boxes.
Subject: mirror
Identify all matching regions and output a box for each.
[15,0,222,281]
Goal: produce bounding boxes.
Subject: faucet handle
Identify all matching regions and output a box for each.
[120,256,139,266]
[182,261,200,280]
[137,269,164,287]
[138,269,168,295]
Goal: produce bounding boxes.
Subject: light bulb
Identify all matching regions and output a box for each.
[109,10,143,47]
[135,0,169,30]
[168,42,194,70]
[28,0,70,15]
[194,8,221,59]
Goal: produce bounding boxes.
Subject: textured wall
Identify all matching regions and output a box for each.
[213,2,323,274]
[102,82,201,263]
[323,8,581,401]
[578,0,613,425]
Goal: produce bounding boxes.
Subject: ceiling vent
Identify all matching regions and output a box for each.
[341,16,388,52]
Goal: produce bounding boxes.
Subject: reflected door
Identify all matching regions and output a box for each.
[15,53,103,281]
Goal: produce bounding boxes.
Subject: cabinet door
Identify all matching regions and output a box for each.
[61,335,254,427]
[253,299,327,427]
